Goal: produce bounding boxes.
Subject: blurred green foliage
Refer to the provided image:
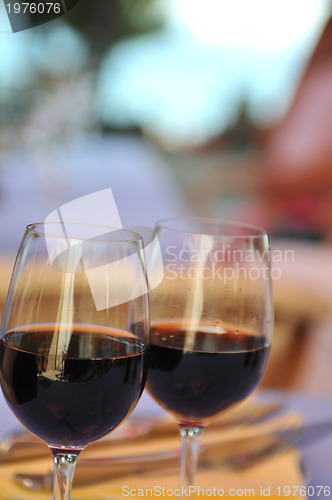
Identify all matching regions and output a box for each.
[64,0,164,63]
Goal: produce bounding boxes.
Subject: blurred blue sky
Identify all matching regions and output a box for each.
[0,0,331,144]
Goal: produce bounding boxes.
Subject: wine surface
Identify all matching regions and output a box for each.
[0,324,148,447]
[147,321,270,424]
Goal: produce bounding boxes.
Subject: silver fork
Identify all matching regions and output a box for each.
[14,418,332,491]
[0,403,283,463]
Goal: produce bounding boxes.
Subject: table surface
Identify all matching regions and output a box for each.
[255,390,332,494]
[0,388,332,498]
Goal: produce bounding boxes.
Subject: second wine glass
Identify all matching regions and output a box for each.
[146,218,273,493]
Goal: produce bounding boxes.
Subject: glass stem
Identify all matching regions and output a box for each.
[50,447,82,500]
[179,425,204,495]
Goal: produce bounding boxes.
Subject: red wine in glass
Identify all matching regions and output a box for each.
[146,218,273,494]
[0,324,148,448]
[147,320,270,425]
[0,223,150,500]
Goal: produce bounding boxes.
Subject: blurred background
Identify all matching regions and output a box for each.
[1,0,332,393]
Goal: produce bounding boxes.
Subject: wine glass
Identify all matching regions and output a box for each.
[146,218,273,492]
[0,222,150,500]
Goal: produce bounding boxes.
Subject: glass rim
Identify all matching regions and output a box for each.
[156,217,268,239]
[26,222,144,244]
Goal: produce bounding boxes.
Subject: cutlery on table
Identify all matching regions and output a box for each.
[0,403,283,463]
[14,418,332,491]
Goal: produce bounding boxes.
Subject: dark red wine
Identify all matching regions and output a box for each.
[147,321,270,424]
[0,324,148,447]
